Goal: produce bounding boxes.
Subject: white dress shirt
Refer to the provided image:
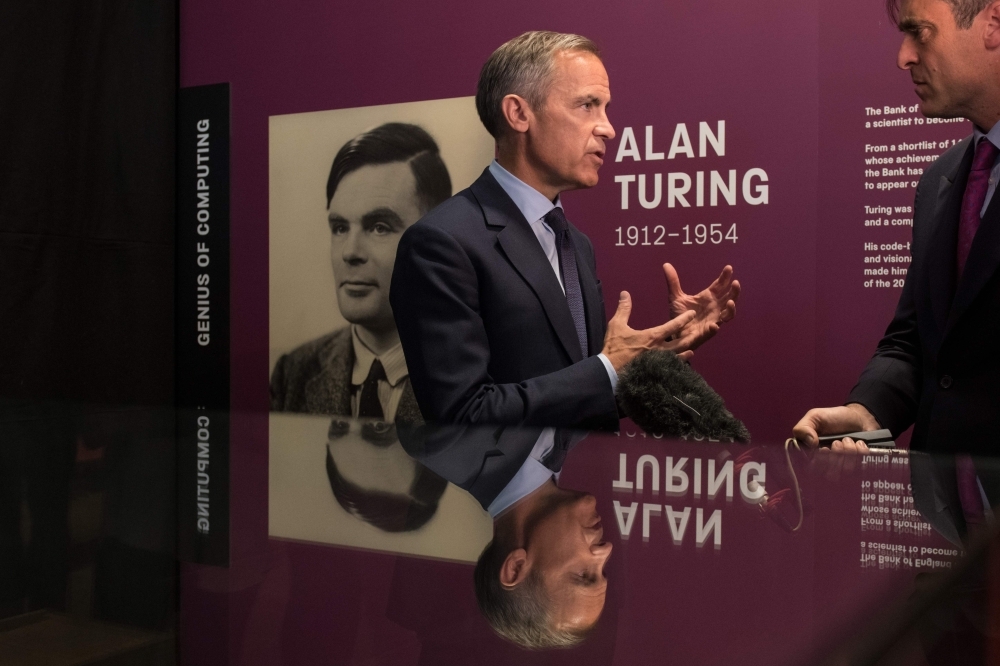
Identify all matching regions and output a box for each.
[349,326,409,421]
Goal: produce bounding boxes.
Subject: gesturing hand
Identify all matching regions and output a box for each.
[602,291,697,372]
[663,263,740,351]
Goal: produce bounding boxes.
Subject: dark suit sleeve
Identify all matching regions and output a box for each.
[846,179,925,436]
[846,277,922,435]
[391,224,619,430]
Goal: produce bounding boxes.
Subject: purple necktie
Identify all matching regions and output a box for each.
[956,138,999,279]
[955,454,985,534]
[952,140,997,536]
[544,208,588,359]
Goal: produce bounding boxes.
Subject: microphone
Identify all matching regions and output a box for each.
[616,349,751,443]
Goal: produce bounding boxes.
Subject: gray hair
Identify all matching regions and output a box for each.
[886,0,994,28]
[473,538,590,649]
[475,31,601,139]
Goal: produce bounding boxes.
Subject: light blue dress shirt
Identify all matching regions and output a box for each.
[487,428,559,517]
[971,122,1000,217]
[488,159,619,390]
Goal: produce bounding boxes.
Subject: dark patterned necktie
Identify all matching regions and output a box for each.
[357,358,386,420]
[544,207,588,358]
[541,429,573,473]
[956,138,999,279]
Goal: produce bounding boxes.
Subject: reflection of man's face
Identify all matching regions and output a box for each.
[328,162,423,333]
[896,0,985,120]
[528,491,611,631]
[327,419,418,495]
[529,51,615,194]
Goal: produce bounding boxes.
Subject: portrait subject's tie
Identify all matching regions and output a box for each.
[544,207,588,359]
[357,358,386,420]
[956,138,999,279]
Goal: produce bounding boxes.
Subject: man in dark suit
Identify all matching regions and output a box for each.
[795,0,1000,457]
[270,123,451,423]
[391,31,740,431]
[795,0,1000,548]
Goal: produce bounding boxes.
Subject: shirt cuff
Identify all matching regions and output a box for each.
[597,353,619,392]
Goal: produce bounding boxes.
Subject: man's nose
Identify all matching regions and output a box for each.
[897,36,917,71]
[342,229,366,264]
[593,540,612,563]
[598,113,615,141]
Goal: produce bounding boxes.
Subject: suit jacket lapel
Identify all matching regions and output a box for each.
[922,143,972,344]
[471,169,583,364]
[947,174,1000,336]
[469,427,547,508]
[305,330,354,415]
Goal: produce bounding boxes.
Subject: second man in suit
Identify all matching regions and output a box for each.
[794,0,1000,457]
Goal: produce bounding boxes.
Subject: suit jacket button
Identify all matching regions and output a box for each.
[939,375,953,389]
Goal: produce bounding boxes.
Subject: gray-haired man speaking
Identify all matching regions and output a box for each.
[391,31,742,649]
[391,31,740,430]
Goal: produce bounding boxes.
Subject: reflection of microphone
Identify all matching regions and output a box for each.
[616,349,750,443]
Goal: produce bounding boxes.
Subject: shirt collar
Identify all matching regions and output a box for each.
[350,325,409,387]
[487,456,555,518]
[973,121,1000,152]
[488,159,562,224]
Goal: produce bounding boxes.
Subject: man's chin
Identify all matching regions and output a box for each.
[336,303,381,329]
[916,97,957,120]
[572,172,601,190]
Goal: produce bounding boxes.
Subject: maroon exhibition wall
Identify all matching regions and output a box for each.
[178,0,971,663]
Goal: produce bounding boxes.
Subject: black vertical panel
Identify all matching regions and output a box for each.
[0,0,178,628]
[177,83,231,566]
[0,1,175,409]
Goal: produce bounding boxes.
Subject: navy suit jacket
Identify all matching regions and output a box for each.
[848,136,1000,455]
[398,424,585,511]
[398,425,544,511]
[390,168,619,430]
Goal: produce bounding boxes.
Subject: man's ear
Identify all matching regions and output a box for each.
[983,0,1000,49]
[500,95,533,135]
[499,548,530,589]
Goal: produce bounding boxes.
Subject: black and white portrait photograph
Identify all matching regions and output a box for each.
[268,97,494,558]
[269,96,494,419]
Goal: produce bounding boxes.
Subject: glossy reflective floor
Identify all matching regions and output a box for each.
[5,409,1000,664]
[0,406,176,665]
[178,415,1000,665]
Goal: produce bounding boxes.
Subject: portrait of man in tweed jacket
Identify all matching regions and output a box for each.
[269,123,452,424]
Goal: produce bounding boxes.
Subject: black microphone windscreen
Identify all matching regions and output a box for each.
[616,350,750,443]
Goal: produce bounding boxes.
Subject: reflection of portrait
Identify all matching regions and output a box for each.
[325,418,447,532]
[269,413,492,561]
[270,123,451,421]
